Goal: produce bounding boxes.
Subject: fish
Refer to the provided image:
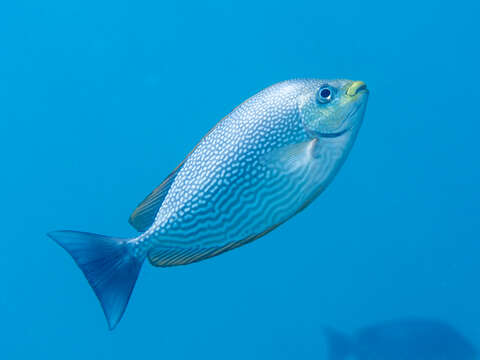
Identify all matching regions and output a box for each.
[48,79,369,329]
[323,318,476,360]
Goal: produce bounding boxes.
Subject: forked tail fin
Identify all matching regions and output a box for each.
[48,230,144,330]
[323,327,354,360]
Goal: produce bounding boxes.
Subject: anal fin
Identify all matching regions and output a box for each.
[148,242,241,267]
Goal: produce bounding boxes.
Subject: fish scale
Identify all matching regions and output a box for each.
[49,78,369,329]
[142,81,312,248]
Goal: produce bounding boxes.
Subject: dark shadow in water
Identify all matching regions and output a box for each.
[323,318,476,360]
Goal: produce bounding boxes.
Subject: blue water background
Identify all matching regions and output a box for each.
[1,1,479,359]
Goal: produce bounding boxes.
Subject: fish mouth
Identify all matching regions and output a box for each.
[346,81,368,96]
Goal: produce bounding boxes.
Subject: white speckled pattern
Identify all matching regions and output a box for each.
[130,79,368,266]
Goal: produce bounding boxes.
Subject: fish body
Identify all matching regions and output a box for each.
[324,318,476,360]
[133,79,367,263]
[49,79,369,329]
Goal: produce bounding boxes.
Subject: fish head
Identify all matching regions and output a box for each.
[298,79,369,138]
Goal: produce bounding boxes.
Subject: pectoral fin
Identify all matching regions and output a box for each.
[260,140,315,173]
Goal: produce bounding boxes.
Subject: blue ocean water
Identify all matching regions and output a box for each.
[1,0,479,359]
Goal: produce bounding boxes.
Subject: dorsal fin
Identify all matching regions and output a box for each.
[128,163,184,232]
[129,103,243,232]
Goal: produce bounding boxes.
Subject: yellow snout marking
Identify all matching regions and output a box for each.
[347,81,367,96]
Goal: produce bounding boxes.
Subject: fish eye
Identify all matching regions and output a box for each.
[316,85,334,104]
